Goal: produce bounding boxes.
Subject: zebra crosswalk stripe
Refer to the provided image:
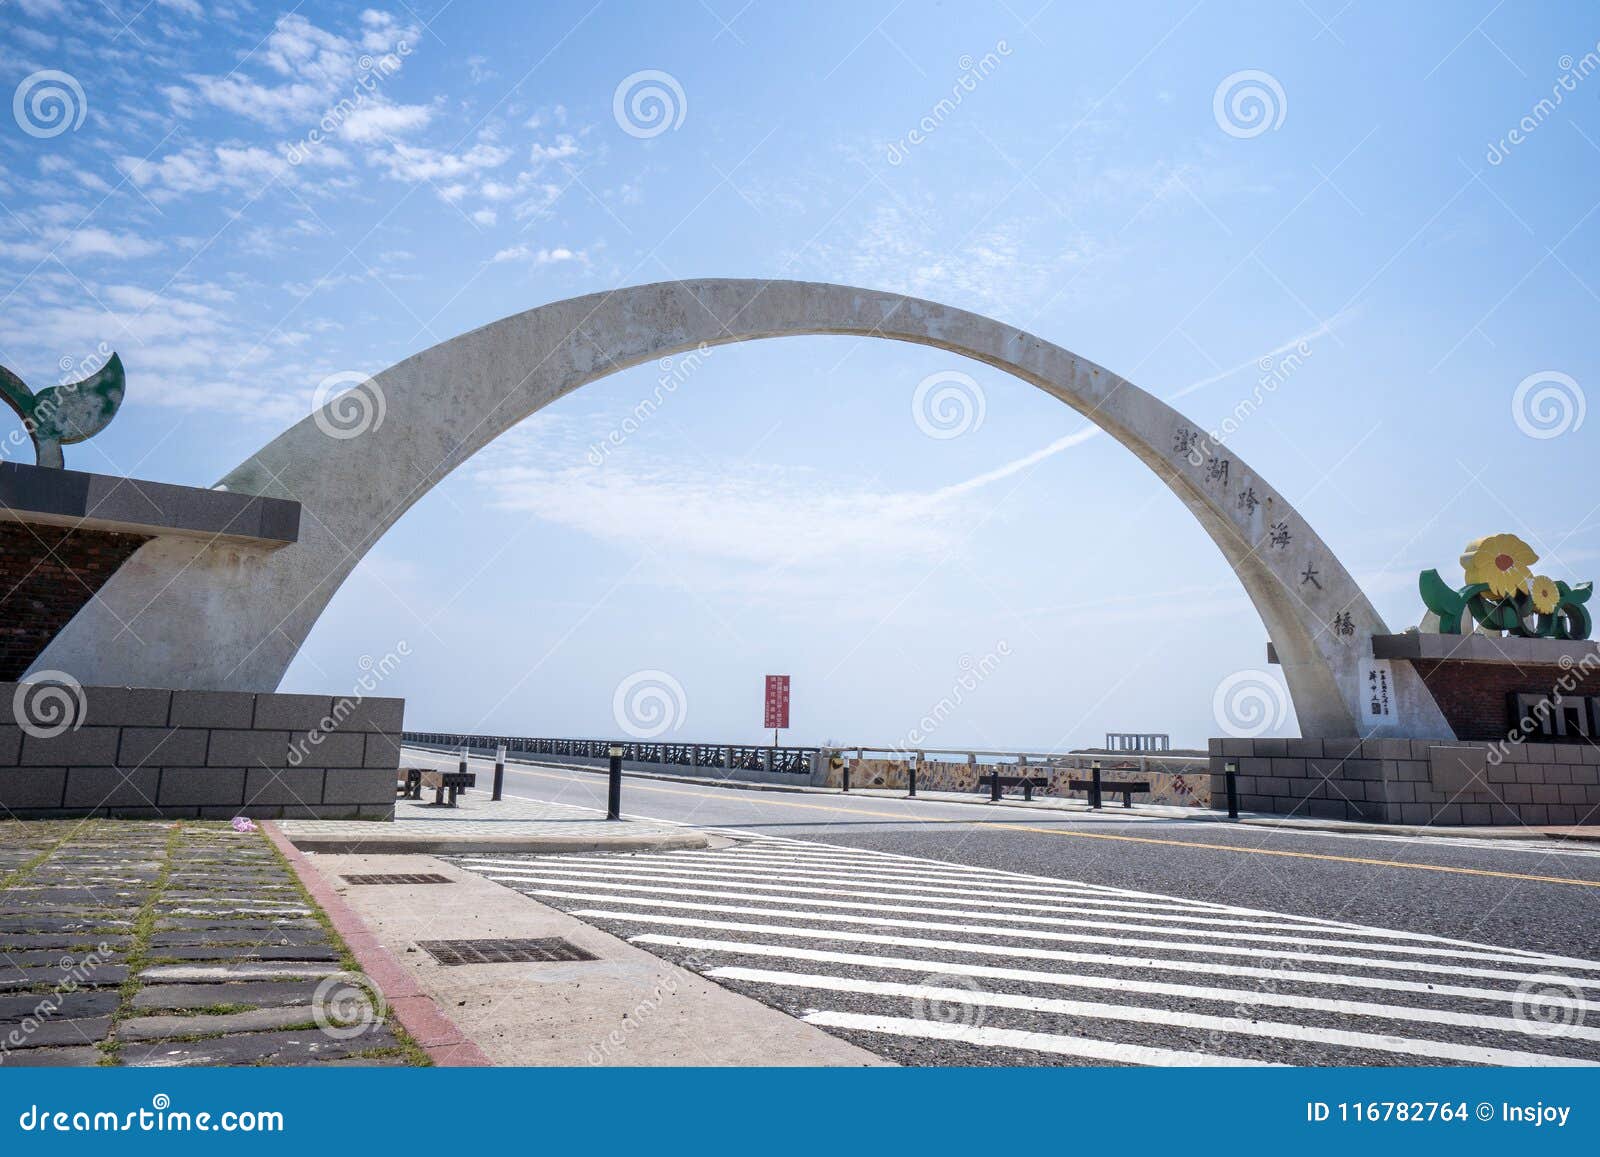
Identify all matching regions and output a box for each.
[478,873,1575,967]
[709,966,1600,1066]
[800,1010,1275,1066]
[635,932,1600,1034]
[455,833,1600,1066]
[560,902,1600,989]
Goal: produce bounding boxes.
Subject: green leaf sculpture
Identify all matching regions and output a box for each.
[0,353,125,469]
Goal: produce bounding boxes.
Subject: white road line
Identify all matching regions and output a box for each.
[462,857,1232,919]
[469,854,1567,961]
[715,834,1581,954]
[622,848,1227,904]
[637,933,1600,1029]
[474,851,1573,964]
[714,967,1598,1066]
[800,1009,1275,1066]
[485,877,1566,966]
[472,869,1437,941]
[571,909,1600,991]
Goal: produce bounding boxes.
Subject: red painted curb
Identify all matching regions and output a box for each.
[262,821,493,1067]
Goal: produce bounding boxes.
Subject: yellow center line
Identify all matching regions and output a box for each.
[475,757,1600,889]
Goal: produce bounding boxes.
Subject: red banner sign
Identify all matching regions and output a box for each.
[764,674,790,730]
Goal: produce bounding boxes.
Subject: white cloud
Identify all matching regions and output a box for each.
[180,11,419,129]
[13,0,66,18]
[156,0,204,16]
[366,140,512,184]
[471,208,497,227]
[117,144,292,200]
[490,245,585,265]
[338,103,433,143]
[474,455,962,575]
[529,135,580,165]
[0,226,161,262]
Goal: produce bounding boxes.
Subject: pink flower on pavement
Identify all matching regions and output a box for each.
[231,816,258,833]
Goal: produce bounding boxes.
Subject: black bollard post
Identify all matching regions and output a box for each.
[990,769,1001,802]
[492,744,506,802]
[607,745,623,820]
[1090,760,1103,810]
[842,764,851,793]
[1225,760,1240,819]
[1023,778,1034,802]
[907,762,917,798]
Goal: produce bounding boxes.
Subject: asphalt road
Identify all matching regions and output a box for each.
[413,749,1600,1067]
[418,749,1600,959]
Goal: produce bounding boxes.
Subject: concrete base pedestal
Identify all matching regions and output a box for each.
[1208,736,1600,826]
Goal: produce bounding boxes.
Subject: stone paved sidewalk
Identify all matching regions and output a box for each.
[277,793,707,854]
[0,820,424,1067]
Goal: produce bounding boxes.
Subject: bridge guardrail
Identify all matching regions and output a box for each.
[402,733,820,775]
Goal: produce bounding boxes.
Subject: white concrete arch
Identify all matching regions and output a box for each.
[32,279,1451,739]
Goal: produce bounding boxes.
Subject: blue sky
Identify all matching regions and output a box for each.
[1,1,1597,750]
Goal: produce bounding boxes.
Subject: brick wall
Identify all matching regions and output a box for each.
[0,523,149,679]
[1410,658,1600,742]
[0,684,402,820]
[1207,736,1600,826]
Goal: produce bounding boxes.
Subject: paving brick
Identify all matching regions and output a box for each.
[158,768,245,807]
[251,694,334,731]
[118,727,209,767]
[63,766,160,808]
[18,727,118,767]
[169,690,255,730]
[206,730,290,768]
[0,1045,103,1066]
[129,980,323,1012]
[120,1022,397,1066]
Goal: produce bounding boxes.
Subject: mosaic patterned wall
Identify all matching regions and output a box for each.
[826,758,1210,807]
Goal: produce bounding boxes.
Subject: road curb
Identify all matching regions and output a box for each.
[280,829,711,856]
[261,820,494,1068]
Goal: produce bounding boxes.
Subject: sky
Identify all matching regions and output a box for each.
[1,1,1597,752]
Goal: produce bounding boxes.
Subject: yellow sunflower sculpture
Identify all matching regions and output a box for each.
[1460,533,1537,599]
[1529,574,1561,615]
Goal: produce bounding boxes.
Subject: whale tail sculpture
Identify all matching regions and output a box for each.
[0,353,125,469]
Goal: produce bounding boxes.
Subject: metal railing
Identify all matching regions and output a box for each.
[402,732,820,775]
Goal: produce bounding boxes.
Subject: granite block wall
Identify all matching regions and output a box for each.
[1207,736,1600,826]
[0,682,402,820]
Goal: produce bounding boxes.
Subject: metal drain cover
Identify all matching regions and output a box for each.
[416,937,599,966]
[341,873,455,885]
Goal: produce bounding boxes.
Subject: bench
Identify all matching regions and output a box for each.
[397,767,426,800]
[1068,777,1150,809]
[420,769,476,807]
[979,772,1050,802]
